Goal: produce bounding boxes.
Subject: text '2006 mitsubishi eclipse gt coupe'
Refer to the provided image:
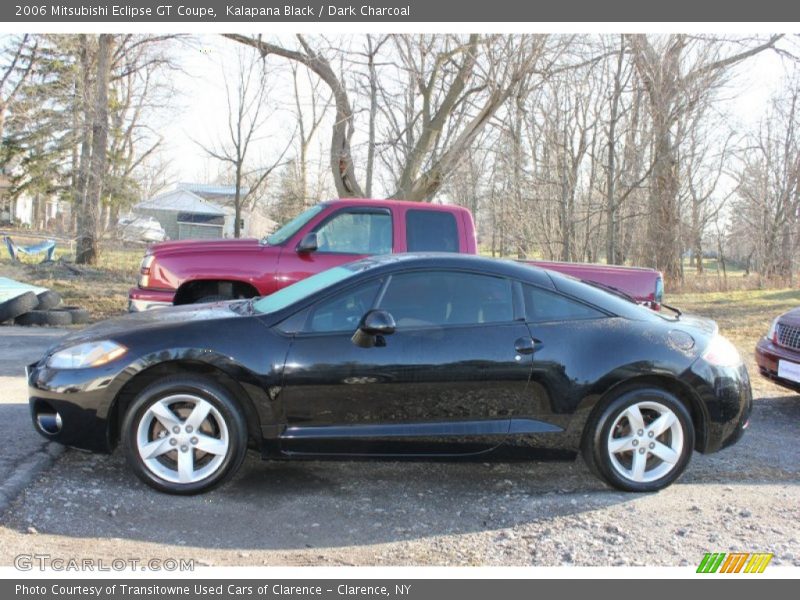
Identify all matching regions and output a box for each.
[28,254,751,494]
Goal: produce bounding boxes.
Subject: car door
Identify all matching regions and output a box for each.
[277,269,535,456]
[274,207,393,289]
[501,283,611,452]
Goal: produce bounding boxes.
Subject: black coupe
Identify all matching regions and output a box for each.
[28,254,751,494]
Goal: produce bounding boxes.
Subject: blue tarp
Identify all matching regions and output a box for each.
[3,236,56,262]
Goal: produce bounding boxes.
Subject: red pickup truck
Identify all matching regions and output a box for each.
[128,199,663,311]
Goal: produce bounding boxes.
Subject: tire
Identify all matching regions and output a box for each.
[52,306,90,325]
[14,309,73,327]
[194,295,230,304]
[582,387,694,492]
[121,376,248,494]
[0,292,38,323]
[36,290,62,310]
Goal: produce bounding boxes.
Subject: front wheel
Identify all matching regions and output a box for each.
[583,387,694,492]
[121,376,248,494]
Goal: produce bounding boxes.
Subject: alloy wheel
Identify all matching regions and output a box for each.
[606,400,684,484]
[136,394,230,484]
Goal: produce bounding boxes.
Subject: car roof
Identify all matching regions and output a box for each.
[324,198,472,214]
[351,252,554,286]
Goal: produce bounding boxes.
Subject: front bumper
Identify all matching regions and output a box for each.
[128,287,174,312]
[682,359,752,454]
[755,337,800,392]
[27,359,126,453]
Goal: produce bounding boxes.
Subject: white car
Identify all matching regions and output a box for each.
[118,215,167,243]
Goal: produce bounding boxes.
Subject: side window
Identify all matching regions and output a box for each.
[523,284,605,322]
[378,271,513,328]
[405,210,459,252]
[314,211,392,255]
[306,280,383,333]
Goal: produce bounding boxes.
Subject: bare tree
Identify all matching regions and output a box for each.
[627,34,783,280]
[76,34,112,264]
[196,47,288,237]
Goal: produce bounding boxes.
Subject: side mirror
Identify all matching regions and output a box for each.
[297,232,318,253]
[351,310,396,348]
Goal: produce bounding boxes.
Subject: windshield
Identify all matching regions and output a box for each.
[264,204,325,245]
[253,265,361,315]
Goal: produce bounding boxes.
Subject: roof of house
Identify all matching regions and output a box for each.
[134,189,227,216]
[177,183,250,199]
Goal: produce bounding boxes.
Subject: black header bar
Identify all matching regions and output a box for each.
[3,0,800,23]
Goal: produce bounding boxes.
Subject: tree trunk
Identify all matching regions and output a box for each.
[77,34,112,265]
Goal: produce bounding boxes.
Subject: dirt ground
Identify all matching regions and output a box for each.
[0,262,798,567]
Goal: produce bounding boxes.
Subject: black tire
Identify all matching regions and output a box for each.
[0,291,38,323]
[52,306,90,324]
[121,376,248,495]
[582,387,694,493]
[36,290,62,310]
[14,309,73,327]
[194,295,230,304]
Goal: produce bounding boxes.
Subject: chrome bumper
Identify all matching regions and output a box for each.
[127,298,172,312]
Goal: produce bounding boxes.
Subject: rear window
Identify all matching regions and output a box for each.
[523,285,606,322]
[405,210,459,252]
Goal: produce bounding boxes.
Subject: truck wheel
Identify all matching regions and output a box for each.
[121,376,248,494]
[0,292,38,323]
[582,387,694,492]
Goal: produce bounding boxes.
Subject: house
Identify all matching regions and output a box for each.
[134,183,277,240]
[176,183,277,238]
[133,189,227,240]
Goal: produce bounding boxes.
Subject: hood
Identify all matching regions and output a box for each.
[672,313,718,337]
[150,238,262,256]
[777,307,800,327]
[51,301,251,351]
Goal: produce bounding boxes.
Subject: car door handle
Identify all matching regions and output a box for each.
[514,337,538,355]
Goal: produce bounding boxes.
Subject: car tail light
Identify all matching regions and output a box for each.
[702,335,742,368]
[138,253,155,288]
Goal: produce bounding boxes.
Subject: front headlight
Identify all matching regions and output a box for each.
[47,341,127,369]
[767,318,779,343]
[702,335,742,368]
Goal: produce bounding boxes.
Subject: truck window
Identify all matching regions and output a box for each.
[315,211,392,255]
[405,210,459,252]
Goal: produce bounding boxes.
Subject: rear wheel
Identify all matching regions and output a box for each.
[583,387,694,492]
[121,376,247,494]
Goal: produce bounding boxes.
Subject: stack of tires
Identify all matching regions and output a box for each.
[0,290,90,326]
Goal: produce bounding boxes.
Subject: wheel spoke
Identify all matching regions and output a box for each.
[184,399,213,430]
[623,405,645,431]
[148,402,181,429]
[608,435,635,454]
[630,450,647,481]
[139,437,173,459]
[650,441,679,464]
[647,412,677,438]
[177,448,195,483]
[194,433,227,456]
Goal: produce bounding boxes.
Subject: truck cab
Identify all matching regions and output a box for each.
[128,199,476,311]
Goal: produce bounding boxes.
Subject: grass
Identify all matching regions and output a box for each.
[0,245,143,322]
